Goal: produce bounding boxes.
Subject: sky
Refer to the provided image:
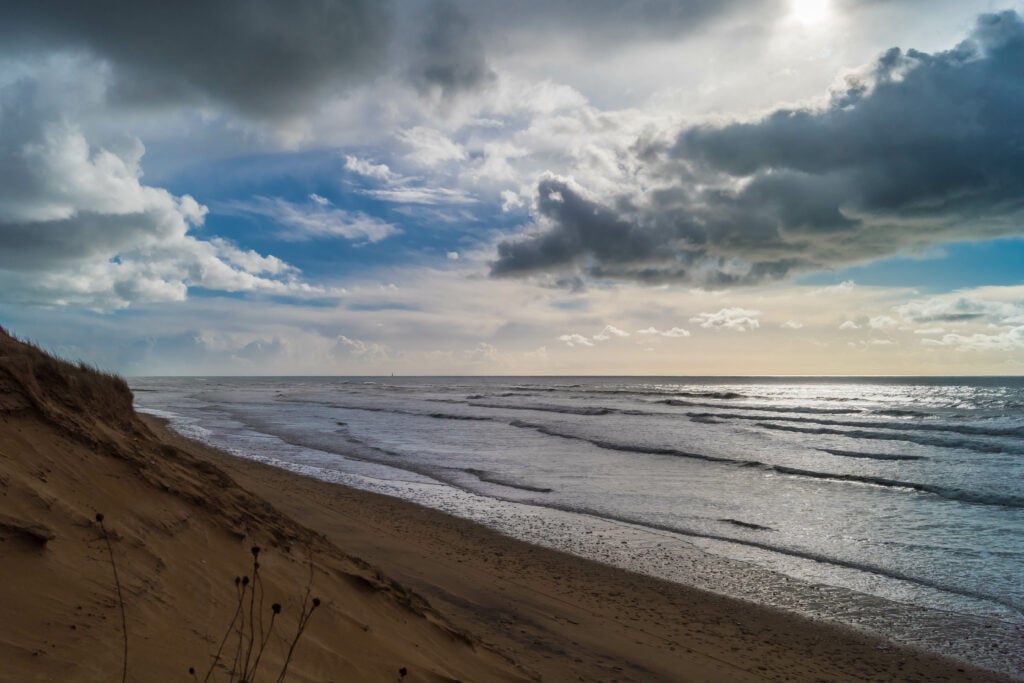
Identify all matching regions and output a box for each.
[1,0,1022,376]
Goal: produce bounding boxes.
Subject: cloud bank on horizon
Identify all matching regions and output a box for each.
[0,0,1022,373]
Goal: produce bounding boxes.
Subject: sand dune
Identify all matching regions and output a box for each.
[1,326,1017,682]
[0,328,526,682]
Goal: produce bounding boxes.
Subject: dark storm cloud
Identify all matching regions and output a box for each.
[459,0,768,43]
[408,2,495,98]
[401,0,752,99]
[493,179,660,275]
[0,0,392,116]
[493,179,808,285]
[0,0,758,116]
[493,10,1024,286]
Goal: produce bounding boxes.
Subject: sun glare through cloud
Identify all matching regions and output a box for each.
[789,0,833,26]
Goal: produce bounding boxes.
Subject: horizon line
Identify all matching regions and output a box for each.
[126,373,1024,379]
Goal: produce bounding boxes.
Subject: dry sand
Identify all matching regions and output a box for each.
[0,327,1017,682]
[0,329,525,682]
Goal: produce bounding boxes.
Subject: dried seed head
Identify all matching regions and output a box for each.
[241,576,250,586]
[234,576,241,586]
[251,545,260,557]
[95,513,104,523]
[188,667,195,674]
[312,597,321,608]
[271,603,281,614]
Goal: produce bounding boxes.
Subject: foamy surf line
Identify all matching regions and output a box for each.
[256,401,1024,508]
[139,402,1024,679]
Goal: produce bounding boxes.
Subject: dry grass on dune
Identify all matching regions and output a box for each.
[0,327,529,682]
[0,327,134,430]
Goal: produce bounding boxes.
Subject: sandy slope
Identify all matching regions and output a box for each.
[0,328,527,682]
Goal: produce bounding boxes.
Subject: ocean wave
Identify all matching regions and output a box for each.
[817,448,926,462]
[507,420,733,463]
[677,391,745,400]
[874,409,932,418]
[507,420,1023,509]
[468,401,617,416]
[276,425,406,461]
[753,422,1017,454]
[326,399,641,423]
[430,397,641,417]
[657,399,862,415]
[326,402,504,424]
[550,505,1023,616]
[530,387,755,400]
[463,468,553,493]
[690,415,725,424]
[762,464,1024,509]
[428,412,493,421]
[749,405,864,415]
[687,411,1024,439]
[718,518,773,531]
[638,390,746,400]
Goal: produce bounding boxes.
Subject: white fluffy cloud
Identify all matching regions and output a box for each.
[689,308,760,332]
[921,327,1024,351]
[868,315,899,329]
[344,155,396,181]
[893,286,1024,351]
[592,324,630,341]
[896,291,1024,326]
[557,333,594,347]
[208,238,296,277]
[334,335,391,362]
[0,82,315,308]
[558,323,632,346]
[636,326,690,337]
[220,196,399,243]
[399,126,468,166]
[363,186,477,206]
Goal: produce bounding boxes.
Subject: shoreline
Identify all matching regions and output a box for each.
[146,415,1021,682]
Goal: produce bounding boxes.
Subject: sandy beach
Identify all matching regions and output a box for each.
[0,329,1018,682]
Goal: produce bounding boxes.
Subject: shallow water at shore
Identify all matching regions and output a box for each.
[132,375,1024,677]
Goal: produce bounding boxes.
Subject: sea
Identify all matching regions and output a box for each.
[130,376,1024,677]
